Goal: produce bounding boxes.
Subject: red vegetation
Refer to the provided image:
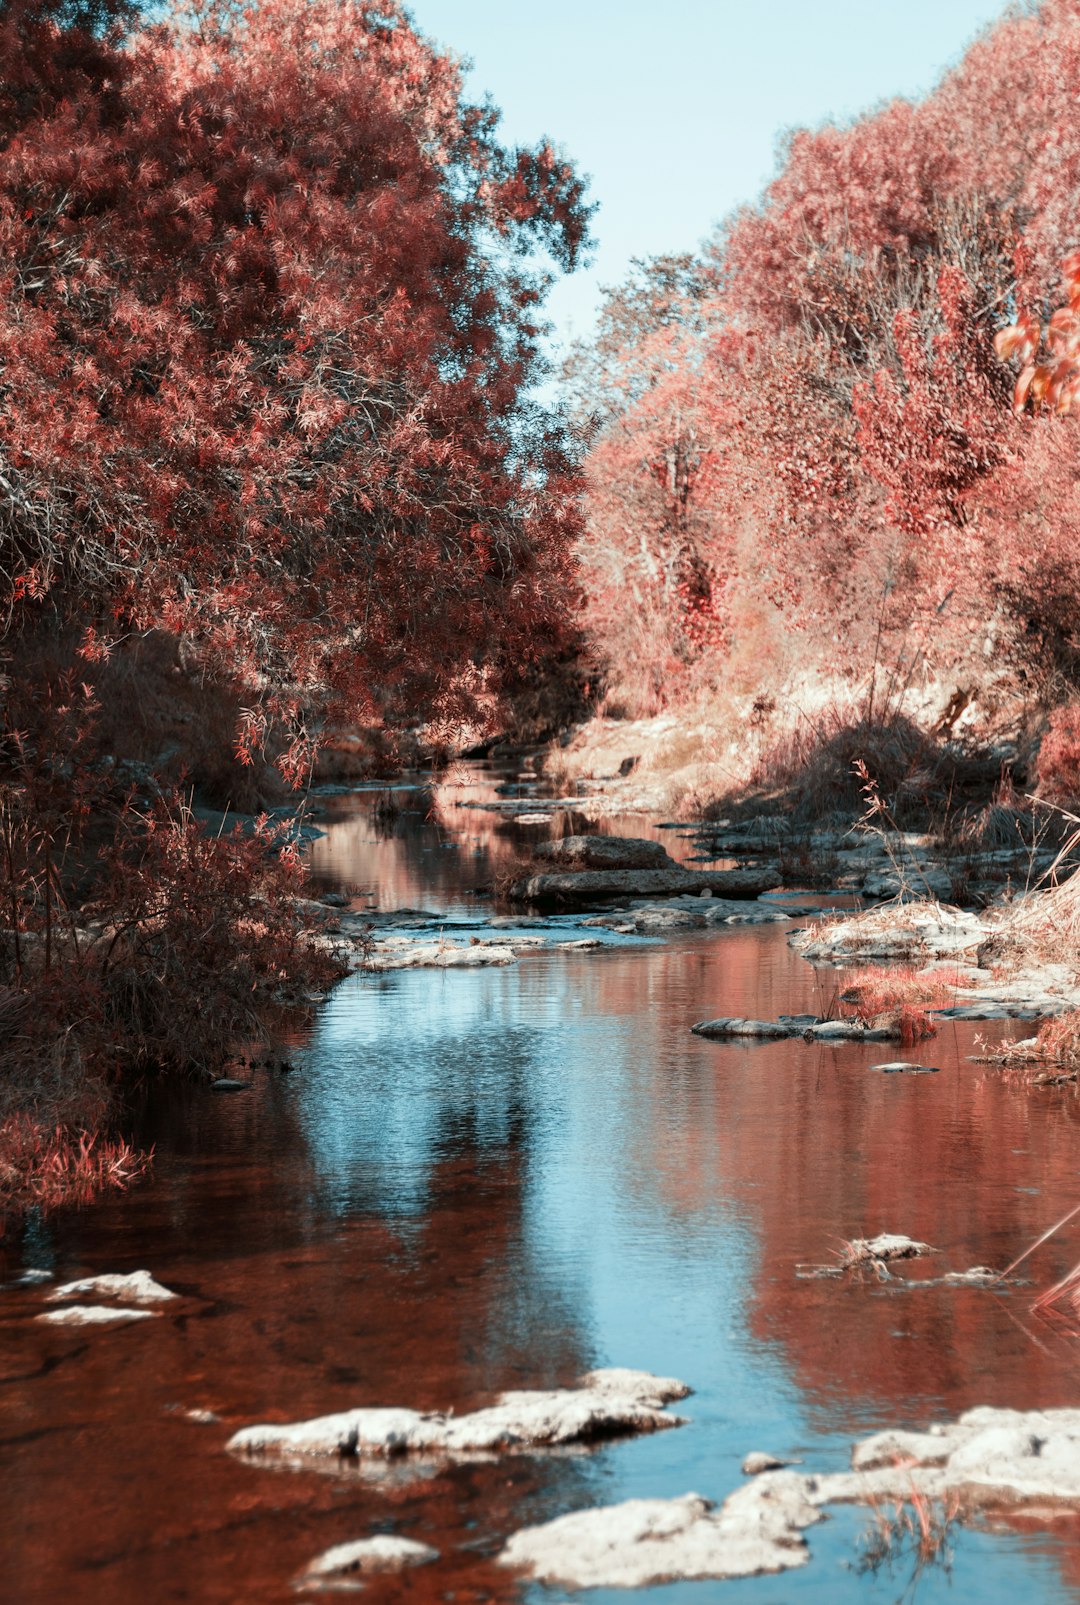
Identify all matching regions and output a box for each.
[1,0,591,753]
[0,1115,150,1222]
[0,0,592,1210]
[1034,703,1080,803]
[575,0,1080,726]
[840,964,962,1044]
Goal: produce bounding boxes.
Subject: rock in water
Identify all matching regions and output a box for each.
[533,834,674,870]
[46,1270,178,1305]
[741,1451,800,1475]
[499,1481,821,1588]
[297,1536,439,1582]
[228,1368,690,1462]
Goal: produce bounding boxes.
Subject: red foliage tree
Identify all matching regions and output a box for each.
[0,0,592,761]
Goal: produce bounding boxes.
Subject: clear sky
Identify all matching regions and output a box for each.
[409,0,1012,353]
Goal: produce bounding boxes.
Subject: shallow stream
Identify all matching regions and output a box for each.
[3,759,1080,1602]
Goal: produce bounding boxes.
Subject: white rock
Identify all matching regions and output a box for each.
[297,1535,439,1582]
[47,1270,178,1306]
[362,942,518,971]
[793,903,987,964]
[843,1234,937,1263]
[228,1368,690,1463]
[851,1429,952,1471]
[36,1304,158,1327]
[742,1451,800,1475]
[500,1480,820,1588]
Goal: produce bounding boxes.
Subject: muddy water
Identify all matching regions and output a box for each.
[3,761,1080,1602]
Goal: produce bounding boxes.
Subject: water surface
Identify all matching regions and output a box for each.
[3,760,1080,1603]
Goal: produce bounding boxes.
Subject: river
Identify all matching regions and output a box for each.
[3,758,1080,1602]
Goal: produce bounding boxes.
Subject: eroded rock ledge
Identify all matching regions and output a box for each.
[500,1405,1080,1589]
[227,1368,690,1464]
[507,834,780,906]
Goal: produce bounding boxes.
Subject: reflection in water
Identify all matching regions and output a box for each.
[2,767,1080,1602]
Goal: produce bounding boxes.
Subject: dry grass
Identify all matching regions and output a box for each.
[858,1483,960,1588]
[839,964,963,1043]
[748,709,959,824]
[0,1115,151,1225]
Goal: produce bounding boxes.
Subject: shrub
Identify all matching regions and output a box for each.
[1035,702,1080,803]
[840,964,962,1044]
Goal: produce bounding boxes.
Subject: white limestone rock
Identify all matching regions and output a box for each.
[499,1479,820,1588]
[47,1270,177,1306]
[228,1368,690,1463]
[297,1535,439,1583]
[37,1304,158,1327]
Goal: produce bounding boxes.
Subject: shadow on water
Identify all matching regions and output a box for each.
[2,761,1080,1601]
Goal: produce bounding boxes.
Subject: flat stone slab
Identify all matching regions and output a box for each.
[46,1271,177,1306]
[510,866,781,908]
[821,1405,1080,1508]
[792,903,988,964]
[297,1535,439,1583]
[362,941,519,972]
[691,1017,898,1043]
[499,1484,820,1588]
[584,897,789,933]
[228,1368,690,1464]
[36,1304,159,1327]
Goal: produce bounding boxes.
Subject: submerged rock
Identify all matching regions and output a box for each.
[227,1368,690,1464]
[47,1270,177,1305]
[499,1482,820,1589]
[873,1061,941,1074]
[37,1304,158,1327]
[297,1535,439,1583]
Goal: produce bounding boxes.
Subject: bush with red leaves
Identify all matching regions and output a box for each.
[1035,703,1080,804]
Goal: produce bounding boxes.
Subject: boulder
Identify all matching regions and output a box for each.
[511,866,781,908]
[792,903,987,964]
[692,1018,799,1040]
[533,834,673,870]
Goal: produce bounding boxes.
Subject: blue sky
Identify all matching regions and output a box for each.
[410,0,1012,351]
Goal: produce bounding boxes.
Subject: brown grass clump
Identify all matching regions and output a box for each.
[749,709,960,824]
[839,964,963,1043]
[0,1116,151,1225]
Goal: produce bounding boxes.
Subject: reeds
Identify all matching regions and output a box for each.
[0,1115,151,1221]
[839,964,962,1043]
